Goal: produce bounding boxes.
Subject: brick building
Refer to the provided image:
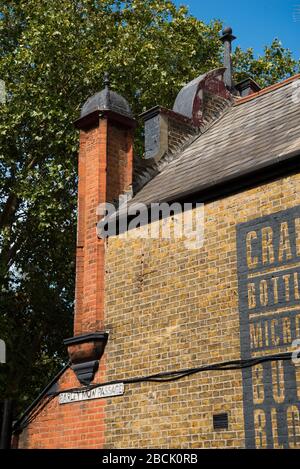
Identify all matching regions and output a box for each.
[13,28,300,449]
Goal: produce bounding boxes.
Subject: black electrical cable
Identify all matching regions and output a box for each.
[15,351,296,431]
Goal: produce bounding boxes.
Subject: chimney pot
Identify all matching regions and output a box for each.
[103,71,110,90]
[220,26,236,92]
[235,77,261,97]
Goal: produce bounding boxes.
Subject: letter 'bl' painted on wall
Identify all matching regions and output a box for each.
[236,206,300,449]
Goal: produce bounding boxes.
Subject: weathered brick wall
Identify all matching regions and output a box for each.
[106,122,133,203]
[18,367,107,449]
[74,119,133,336]
[18,172,300,448]
[103,172,300,449]
[74,121,107,335]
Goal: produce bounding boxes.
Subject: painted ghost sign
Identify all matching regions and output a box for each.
[236,206,300,448]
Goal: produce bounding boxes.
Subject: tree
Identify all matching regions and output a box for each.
[0,0,299,413]
[233,39,300,88]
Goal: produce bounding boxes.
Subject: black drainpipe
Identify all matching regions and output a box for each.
[0,399,14,449]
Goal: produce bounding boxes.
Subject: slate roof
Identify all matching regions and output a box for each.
[130,75,300,206]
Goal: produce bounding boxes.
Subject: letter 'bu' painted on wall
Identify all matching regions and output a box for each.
[236,206,300,449]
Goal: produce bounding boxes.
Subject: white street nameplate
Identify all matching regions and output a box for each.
[59,383,124,405]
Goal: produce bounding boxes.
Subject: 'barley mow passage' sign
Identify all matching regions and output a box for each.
[237,206,300,449]
[59,383,124,405]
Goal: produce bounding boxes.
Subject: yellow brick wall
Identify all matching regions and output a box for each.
[103,172,300,449]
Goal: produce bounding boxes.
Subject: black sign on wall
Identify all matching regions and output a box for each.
[236,206,300,448]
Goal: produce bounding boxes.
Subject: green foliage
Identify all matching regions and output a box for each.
[233,39,300,88]
[0,0,222,414]
[0,1,299,413]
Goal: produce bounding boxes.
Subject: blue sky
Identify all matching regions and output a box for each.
[174,0,300,59]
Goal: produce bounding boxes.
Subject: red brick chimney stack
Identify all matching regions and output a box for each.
[64,74,136,386]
